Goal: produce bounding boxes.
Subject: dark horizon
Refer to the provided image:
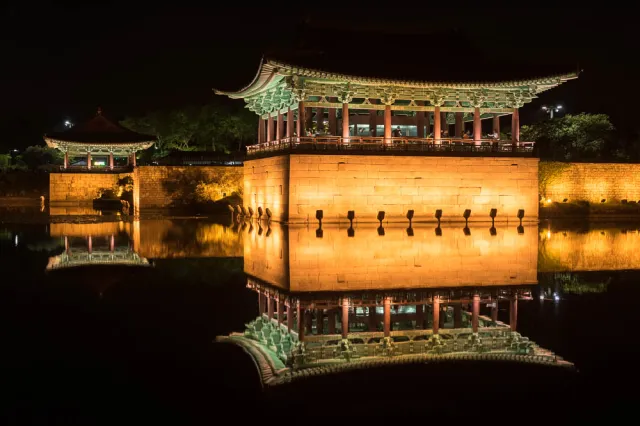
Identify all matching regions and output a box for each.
[1,5,638,150]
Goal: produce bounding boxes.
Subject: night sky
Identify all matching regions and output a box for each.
[1,5,638,150]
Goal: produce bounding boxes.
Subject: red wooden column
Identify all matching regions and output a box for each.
[64,236,69,253]
[433,106,441,143]
[258,117,265,143]
[267,295,274,320]
[287,304,293,332]
[276,111,284,141]
[278,298,285,328]
[86,152,92,170]
[258,292,264,315]
[286,107,293,138]
[316,309,323,335]
[510,293,518,332]
[296,301,304,342]
[316,107,324,133]
[110,235,115,253]
[327,309,336,334]
[473,107,482,144]
[63,151,68,169]
[455,112,464,137]
[383,104,392,145]
[341,298,349,338]
[342,103,350,142]
[328,107,337,135]
[472,293,480,333]
[296,101,305,137]
[432,294,440,334]
[109,152,114,170]
[87,235,93,254]
[267,115,274,142]
[416,102,425,138]
[383,296,391,337]
[131,152,136,167]
[493,114,500,136]
[511,108,520,150]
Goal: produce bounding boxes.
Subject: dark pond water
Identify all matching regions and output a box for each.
[2,213,640,423]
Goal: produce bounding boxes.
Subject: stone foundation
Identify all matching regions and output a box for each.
[245,154,539,223]
[49,172,132,205]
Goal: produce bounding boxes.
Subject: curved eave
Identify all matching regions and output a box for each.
[213,58,285,99]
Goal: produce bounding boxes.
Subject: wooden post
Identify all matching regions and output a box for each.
[286,107,293,138]
[64,151,68,169]
[110,235,115,253]
[297,101,305,137]
[87,235,92,254]
[455,112,464,138]
[109,152,114,170]
[64,236,69,253]
[383,296,391,337]
[258,117,265,143]
[432,294,440,334]
[342,103,350,141]
[384,104,392,145]
[511,108,520,150]
[472,294,480,333]
[267,295,274,320]
[328,107,337,135]
[434,107,441,143]
[416,101,425,138]
[510,294,518,332]
[86,152,92,170]
[473,107,482,144]
[131,152,136,167]
[341,298,349,338]
[296,302,304,342]
[276,111,284,141]
[267,115,274,142]
[493,114,500,135]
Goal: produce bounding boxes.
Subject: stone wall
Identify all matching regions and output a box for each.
[244,156,290,222]
[49,172,132,204]
[245,154,539,223]
[542,162,640,203]
[243,223,538,292]
[134,166,243,211]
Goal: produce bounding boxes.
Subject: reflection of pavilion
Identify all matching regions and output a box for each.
[46,222,149,270]
[218,222,572,386]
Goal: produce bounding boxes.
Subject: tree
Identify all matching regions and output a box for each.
[521,113,615,161]
[16,145,63,171]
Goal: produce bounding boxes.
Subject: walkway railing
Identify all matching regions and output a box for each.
[57,165,134,173]
[247,136,534,156]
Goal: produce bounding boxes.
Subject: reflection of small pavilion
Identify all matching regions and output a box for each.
[44,108,154,171]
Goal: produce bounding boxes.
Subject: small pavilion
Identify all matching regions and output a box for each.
[44,108,155,170]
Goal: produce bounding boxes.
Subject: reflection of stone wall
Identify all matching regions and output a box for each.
[244,223,538,292]
[245,154,538,224]
[50,173,132,204]
[135,219,243,258]
[135,166,242,210]
[543,162,640,203]
[539,227,640,272]
[244,156,290,222]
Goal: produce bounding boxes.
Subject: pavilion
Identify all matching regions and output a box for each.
[44,108,155,171]
[215,57,578,155]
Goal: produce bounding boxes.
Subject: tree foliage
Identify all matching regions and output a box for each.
[11,146,63,171]
[521,113,615,161]
[121,101,256,158]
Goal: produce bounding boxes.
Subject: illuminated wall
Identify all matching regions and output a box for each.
[49,172,132,204]
[244,223,538,292]
[244,156,290,222]
[135,166,242,211]
[246,154,538,224]
[543,162,640,203]
[539,226,640,272]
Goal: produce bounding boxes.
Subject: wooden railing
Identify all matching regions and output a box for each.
[58,165,133,173]
[247,136,534,156]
